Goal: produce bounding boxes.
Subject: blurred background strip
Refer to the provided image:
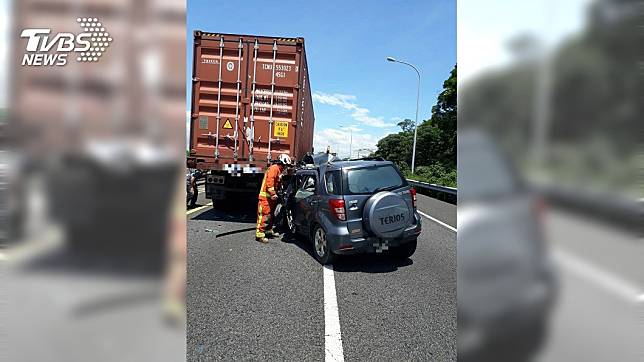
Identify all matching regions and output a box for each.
[2,0,186,361]
[458,0,643,361]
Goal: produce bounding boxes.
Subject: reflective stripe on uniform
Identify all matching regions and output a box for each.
[256,199,272,237]
[259,172,268,196]
[256,202,266,237]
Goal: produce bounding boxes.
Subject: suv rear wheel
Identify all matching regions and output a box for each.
[392,238,417,260]
[312,225,334,265]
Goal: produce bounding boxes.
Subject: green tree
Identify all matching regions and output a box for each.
[423,65,457,169]
[375,65,457,184]
[397,119,415,133]
[374,131,413,169]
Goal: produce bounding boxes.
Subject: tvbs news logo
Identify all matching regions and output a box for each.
[20,17,113,66]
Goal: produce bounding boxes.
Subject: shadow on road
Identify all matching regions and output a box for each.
[333,254,413,273]
[282,233,413,273]
[187,203,206,210]
[192,207,256,224]
[18,246,165,277]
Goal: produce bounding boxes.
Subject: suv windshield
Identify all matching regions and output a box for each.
[345,165,405,194]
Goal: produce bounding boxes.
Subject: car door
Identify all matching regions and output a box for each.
[291,173,308,229]
[293,172,318,234]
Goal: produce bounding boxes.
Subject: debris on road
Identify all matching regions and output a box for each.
[216,227,256,238]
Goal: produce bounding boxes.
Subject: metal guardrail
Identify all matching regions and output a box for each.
[533,183,643,234]
[198,175,457,204]
[407,179,457,204]
[407,179,457,195]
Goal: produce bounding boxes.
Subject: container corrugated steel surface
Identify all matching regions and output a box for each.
[189,31,315,171]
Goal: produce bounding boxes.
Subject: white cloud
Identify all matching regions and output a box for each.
[313,127,381,159]
[312,91,395,128]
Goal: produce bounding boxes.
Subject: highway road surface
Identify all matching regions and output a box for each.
[188,185,644,361]
[4,182,641,361]
[536,209,644,362]
[186,190,458,361]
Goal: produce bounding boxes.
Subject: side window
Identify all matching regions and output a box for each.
[302,175,316,192]
[296,174,305,190]
[295,174,317,200]
[325,170,341,195]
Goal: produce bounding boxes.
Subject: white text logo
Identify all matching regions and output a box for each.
[21,17,113,66]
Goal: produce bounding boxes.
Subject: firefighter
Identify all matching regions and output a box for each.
[256,153,291,243]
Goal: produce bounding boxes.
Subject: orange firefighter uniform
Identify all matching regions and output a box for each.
[256,163,284,240]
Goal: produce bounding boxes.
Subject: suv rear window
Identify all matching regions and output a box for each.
[345,165,405,194]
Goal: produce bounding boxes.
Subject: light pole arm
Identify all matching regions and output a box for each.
[395,60,421,81]
[393,60,421,174]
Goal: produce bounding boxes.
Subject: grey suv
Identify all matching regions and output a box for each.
[283,158,422,264]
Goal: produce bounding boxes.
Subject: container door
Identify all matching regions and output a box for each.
[245,40,301,163]
[192,35,248,165]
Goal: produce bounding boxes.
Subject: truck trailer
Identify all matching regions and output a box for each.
[188,31,315,204]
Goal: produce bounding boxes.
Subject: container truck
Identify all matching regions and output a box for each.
[188,31,315,204]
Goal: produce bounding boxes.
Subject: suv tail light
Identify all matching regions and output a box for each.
[329,199,346,221]
[410,188,417,209]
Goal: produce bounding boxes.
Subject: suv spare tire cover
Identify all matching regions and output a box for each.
[363,191,412,239]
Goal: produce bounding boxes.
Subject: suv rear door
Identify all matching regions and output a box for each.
[341,164,411,237]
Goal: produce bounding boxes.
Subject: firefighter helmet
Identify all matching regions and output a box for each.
[277,153,292,165]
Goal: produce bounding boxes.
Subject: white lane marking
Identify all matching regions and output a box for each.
[553,248,644,304]
[418,210,457,232]
[186,202,213,216]
[324,264,345,362]
[0,252,6,261]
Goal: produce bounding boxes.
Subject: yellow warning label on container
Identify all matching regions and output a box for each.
[273,121,289,138]
[223,119,233,129]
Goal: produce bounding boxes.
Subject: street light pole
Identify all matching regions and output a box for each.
[349,128,352,159]
[339,125,353,159]
[387,57,420,174]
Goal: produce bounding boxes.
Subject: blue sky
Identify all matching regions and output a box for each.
[187,0,456,158]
